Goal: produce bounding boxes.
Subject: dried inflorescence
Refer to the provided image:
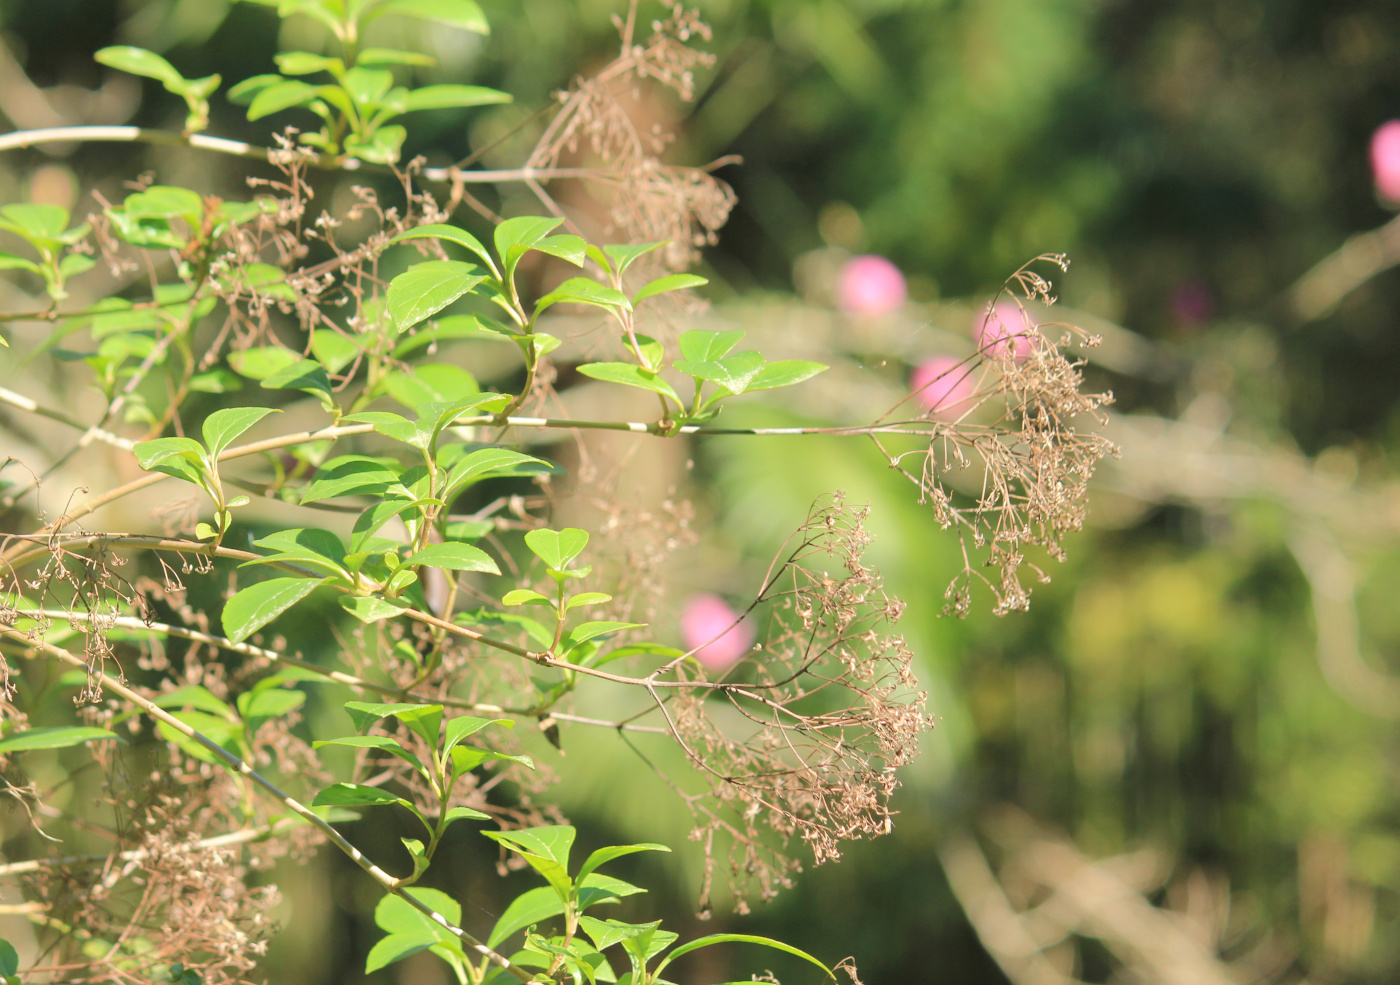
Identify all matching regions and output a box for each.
[662,496,931,909]
[527,0,736,269]
[878,256,1117,615]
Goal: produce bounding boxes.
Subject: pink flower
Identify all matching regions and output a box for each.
[1372,121,1400,201]
[974,301,1035,363]
[680,594,753,673]
[910,355,975,417]
[837,255,907,315]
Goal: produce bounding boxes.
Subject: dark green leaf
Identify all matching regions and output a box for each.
[344,701,442,749]
[488,886,565,947]
[313,734,426,775]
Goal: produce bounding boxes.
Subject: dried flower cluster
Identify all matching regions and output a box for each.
[877,256,1117,615]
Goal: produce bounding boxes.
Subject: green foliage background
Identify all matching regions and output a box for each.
[4,0,1400,982]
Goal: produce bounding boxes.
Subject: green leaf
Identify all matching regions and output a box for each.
[633,273,707,304]
[378,886,462,935]
[577,916,664,953]
[483,825,575,899]
[404,84,511,112]
[389,224,498,276]
[562,622,646,654]
[0,203,70,242]
[675,351,767,395]
[311,782,419,813]
[745,360,828,392]
[443,804,490,826]
[344,701,442,749]
[488,886,565,948]
[311,329,362,374]
[202,406,279,458]
[274,51,343,76]
[388,260,487,332]
[340,595,410,623]
[443,714,510,754]
[575,363,680,405]
[678,329,743,362]
[575,843,671,885]
[344,124,406,165]
[0,938,17,977]
[0,727,125,753]
[536,277,630,313]
[300,456,404,503]
[227,74,283,105]
[524,528,589,571]
[342,67,393,107]
[95,46,184,87]
[576,873,647,910]
[502,588,551,606]
[351,498,419,551]
[440,447,552,503]
[189,368,243,393]
[151,685,237,720]
[381,364,478,409]
[247,79,321,120]
[156,710,243,765]
[237,687,305,737]
[565,592,612,611]
[132,436,207,486]
[365,932,440,974]
[653,934,835,980]
[408,542,500,575]
[494,215,563,284]
[533,234,587,267]
[313,734,426,776]
[601,241,666,276]
[0,251,40,273]
[261,357,335,406]
[223,576,325,643]
[358,48,438,67]
[367,0,490,33]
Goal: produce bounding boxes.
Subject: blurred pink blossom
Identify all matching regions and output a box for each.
[974,301,1035,363]
[1170,280,1214,327]
[1372,121,1400,201]
[681,594,754,673]
[910,355,975,417]
[837,255,907,315]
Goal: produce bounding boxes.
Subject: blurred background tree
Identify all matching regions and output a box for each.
[4,0,1400,982]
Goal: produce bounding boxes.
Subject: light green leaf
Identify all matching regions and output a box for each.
[678,329,743,362]
[226,74,283,104]
[367,0,490,33]
[653,934,834,979]
[132,436,206,485]
[563,621,646,653]
[0,727,125,753]
[358,48,437,67]
[313,734,426,776]
[202,406,279,458]
[502,588,551,606]
[565,592,612,611]
[674,351,766,395]
[443,714,510,754]
[389,224,497,276]
[404,84,510,112]
[601,241,666,276]
[575,363,680,404]
[260,357,335,405]
[632,273,707,304]
[340,595,410,623]
[575,843,671,885]
[408,542,500,574]
[351,498,419,551]
[536,277,630,313]
[533,234,587,267]
[223,576,325,643]
[301,456,403,504]
[523,528,589,571]
[310,329,361,373]
[247,79,321,120]
[0,251,40,273]
[274,51,343,76]
[95,46,184,87]
[745,360,828,392]
[364,932,440,974]
[388,260,486,332]
[382,364,477,410]
[0,203,69,242]
[152,685,237,720]
[311,782,417,812]
[488,886,565,947]
[237,687,305,737]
